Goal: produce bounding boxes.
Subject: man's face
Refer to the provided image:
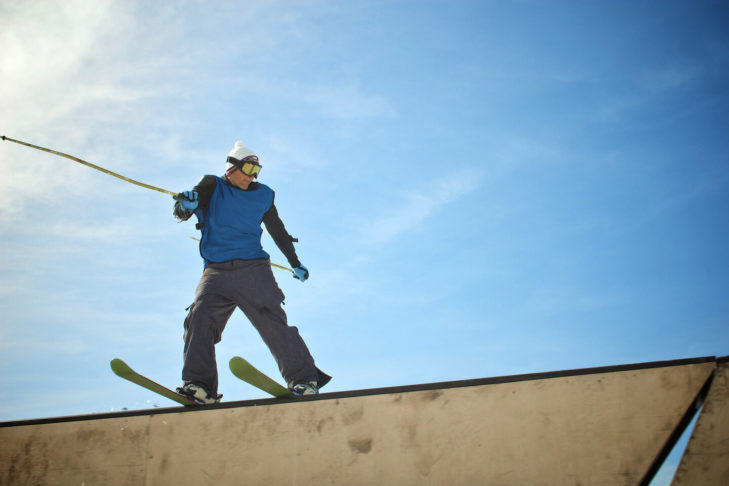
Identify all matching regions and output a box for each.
[228,168,255,190]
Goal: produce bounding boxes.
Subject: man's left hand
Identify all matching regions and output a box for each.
[293,265,309,282]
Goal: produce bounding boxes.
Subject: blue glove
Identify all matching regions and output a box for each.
[174,190,198,211]
[292,265,309,282]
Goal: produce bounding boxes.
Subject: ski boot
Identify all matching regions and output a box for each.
[176,383,222,405]
[290,381,319,396]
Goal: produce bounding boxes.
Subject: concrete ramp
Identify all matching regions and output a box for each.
[1,357,725,485]
[671,356,729,485]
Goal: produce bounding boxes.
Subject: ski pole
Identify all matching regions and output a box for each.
[187,236,293,273]
[1,135,179,197]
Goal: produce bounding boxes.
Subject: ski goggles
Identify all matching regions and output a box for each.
[227,156,262,178]
[239,161,262,178]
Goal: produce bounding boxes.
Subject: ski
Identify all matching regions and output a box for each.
[110,358,200,406]
[229,356,292,398]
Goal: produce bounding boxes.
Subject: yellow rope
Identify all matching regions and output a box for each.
[2,135,294,274]
[269,262,295,273]
[2,135,179,197]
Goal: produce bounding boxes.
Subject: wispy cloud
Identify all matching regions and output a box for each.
[226,76,396,121]
[0,2,176,132]
[0,1,183,217]
[354,167,484,246]
[594,63,705,124]
[295,83,396,120]
[525,284,629,316]
[640,64,703,95]
[0,1,395,219]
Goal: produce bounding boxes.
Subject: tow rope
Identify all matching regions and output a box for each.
[3,135,294,274]
[1,135,179,197]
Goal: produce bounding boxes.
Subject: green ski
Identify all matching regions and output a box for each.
[229,356,292,398]
[110,358,199,406]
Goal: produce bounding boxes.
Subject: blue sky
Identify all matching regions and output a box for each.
[1,0,727,482]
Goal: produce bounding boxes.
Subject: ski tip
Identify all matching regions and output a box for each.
[110,358,130,374]
[229,356,256,372]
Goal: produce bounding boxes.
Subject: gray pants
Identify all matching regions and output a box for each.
[182,259,330,395]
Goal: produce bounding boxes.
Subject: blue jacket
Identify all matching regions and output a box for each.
[174,175,301,268]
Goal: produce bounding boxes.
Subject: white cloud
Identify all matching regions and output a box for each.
[594,63,704,124]
[641,65,702,95]
[0,1,182,217]
[355,167,484,246]
[491,135,569,168]
[526,284,629,315]
[263,132,330,171]
[301,83,396,120]
[227,76,396,121]
[0,1,161,131]
[0,0,397,222]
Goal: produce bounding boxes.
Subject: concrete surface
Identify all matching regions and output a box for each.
[671,359,729,485]
[0,358,720,485]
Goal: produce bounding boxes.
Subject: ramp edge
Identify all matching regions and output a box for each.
[1,355,718,428]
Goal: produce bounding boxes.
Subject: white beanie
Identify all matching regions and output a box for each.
[226,141,258,173]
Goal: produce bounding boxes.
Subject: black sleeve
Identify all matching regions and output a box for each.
[173,175,217,221]
[262,196,302,269]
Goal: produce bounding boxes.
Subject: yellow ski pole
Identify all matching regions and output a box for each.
[187,237,293,273]
[2,135,179,197]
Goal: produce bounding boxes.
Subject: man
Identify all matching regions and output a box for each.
[172,141,331,404]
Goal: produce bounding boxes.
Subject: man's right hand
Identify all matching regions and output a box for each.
[174,190,199,211]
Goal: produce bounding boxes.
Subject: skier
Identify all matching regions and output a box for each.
[172,141,331,404]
